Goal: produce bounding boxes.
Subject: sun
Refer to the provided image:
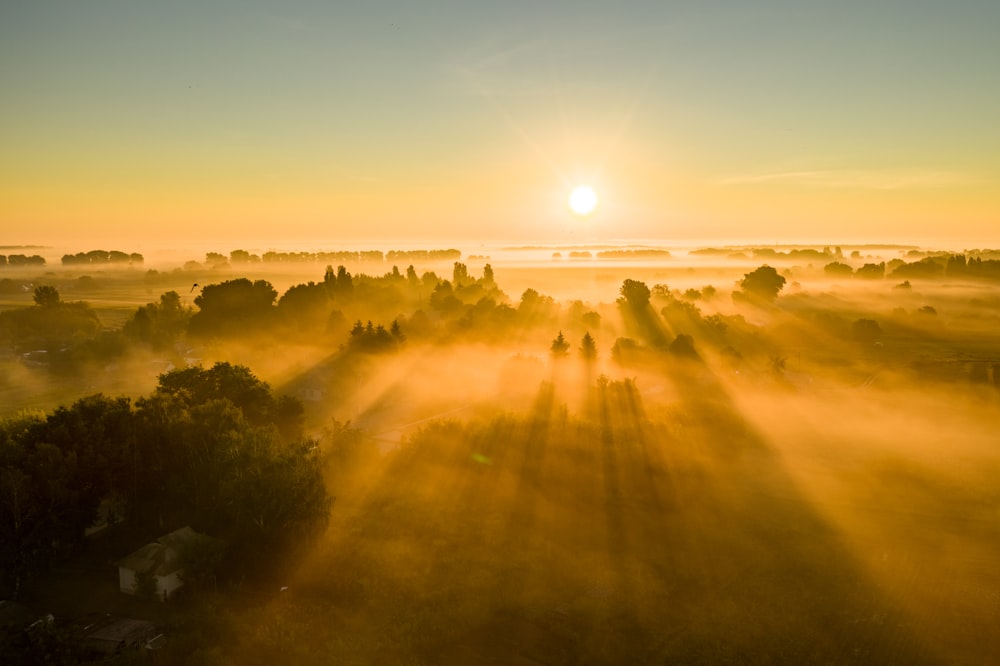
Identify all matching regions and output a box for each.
[568,185,598,216]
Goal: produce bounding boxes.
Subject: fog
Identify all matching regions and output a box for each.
[1,244,998,663]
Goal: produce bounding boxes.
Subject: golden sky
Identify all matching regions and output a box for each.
[2,1,998,247]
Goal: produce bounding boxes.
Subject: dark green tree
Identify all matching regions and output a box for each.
[33,285,60,307]
[738,265,786,301]
[277,281,330,330]
[855,262,886,280]
[189,278,278,337]
[824,262,854,276]
[580,332,597,360]
[123,291,191,349]
[619,279,651,309]
[550,331,570,357]
[453,262,469,286]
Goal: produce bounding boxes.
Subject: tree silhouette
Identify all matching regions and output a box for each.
[738,265,786,301]
[855,262,886,280]
[824,262,853,277]
[619,279,651,309]
[580,332,597,360]
[33,285,60,307]
[189,278,278,337]
[669,333,699,359]
[453,262,469,286]
[550,331,570,357]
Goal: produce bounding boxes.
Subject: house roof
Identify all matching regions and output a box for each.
[87,617,157,644]
[82,616,158,653]
[158,526,203,552]
[117,526,214,576]
[117,542,181,577]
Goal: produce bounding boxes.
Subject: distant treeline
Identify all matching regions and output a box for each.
[693,247,845,261]
[0,261,507,365]
[61,250,144,265]
[0,254,45,267]
[214,248,462,265]
[597,249,672,259]
[555,249,672,259]
[824,253,1000,281]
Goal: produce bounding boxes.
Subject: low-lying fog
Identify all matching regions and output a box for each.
[1,242,997,663]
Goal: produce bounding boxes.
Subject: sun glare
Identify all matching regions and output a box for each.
[569,185,598,216]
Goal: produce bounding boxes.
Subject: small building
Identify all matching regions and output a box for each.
[117,526,212,601]
[80,616,158,654]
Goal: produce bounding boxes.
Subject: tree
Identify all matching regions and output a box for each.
[669,333,699,359]
[824,262,854,277]
[189,278,278,337]
[33,285,60,307]
[611,337,642,364]
[619,279,651,309]
[550,331,570,357]
[156,363,290,432]
[336,266,354,297]
[738,265,786,301]
[580,332,597,360]
[123,291,190,349]
[277,282,330,329]
[855,262,886,280]
[453,262,469,286]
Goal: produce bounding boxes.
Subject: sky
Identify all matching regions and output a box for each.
[2,0,998,248]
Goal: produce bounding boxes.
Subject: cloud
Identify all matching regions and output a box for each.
[719,169,978,190]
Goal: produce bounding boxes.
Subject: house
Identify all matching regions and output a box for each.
[117,526,213,600]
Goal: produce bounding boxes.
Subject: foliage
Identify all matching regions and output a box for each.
[580,332,598,360]
[517,288,558,324]
[61,250,143,265]
[33,285,61,307]
[0,294,102,358]
[824,261,854,276]
[618,279,651,309]
[0,362,329,598]
[669,333,699,359]
[123,291,191,350]
[189,278,278,337]
[277,281,331,333]
[855,262,886,279]
[347,320,406,353]
[550,331,570,357]
[738,265,786,301]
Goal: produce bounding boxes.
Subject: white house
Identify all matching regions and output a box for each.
[117,526,211,601]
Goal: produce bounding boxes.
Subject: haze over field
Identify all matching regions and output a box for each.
[2,2,1000,665]
[2,244,999,663]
